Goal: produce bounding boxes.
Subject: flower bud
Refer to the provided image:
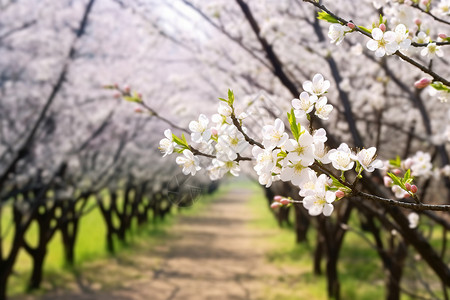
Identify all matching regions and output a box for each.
[379,23,386,32]
[113,91,121,99]
[274,195,282,202]
[421,0,429,5]
[211,127,218,136]
[135,107,143,113]
[414,78,431,89]
[280,198,290,205]
[270,202,282,209]
[124,85,131,93]
[335,190,345,198]
[414,19,421,26]
[393,169,402,175]
[347,22,355,30]
[384,176,393,187]
[405,182,411,191]
[410,185,418,193]
[438,33,447,39]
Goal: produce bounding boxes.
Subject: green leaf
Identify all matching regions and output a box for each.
[123,96,142,103]
[228,89,235,106]
[431,82,450,92]
[317,11,339,23]
[379,14,384,25]
[287,109,300,141]
[389,156,401,168]
[403,169,411,181]
[277,151,287,158]
[387,172,404,189]
[358,26,372,35]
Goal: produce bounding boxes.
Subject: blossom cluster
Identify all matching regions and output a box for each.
[159,74,386,217]
[382,151,450,199]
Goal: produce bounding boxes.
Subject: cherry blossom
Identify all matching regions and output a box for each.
[189,114,212,143]
[292,92,317,115]
[420,43,444,58]
[314,97,333,120]
[159,129,175,157]
[366,28,399,57]
[328,143,355,171]
[262,118,289,150]
[328,23,351,45]
[176,149,201,176]
[303,185,336,216]
[303,74,330,96]
[353,147,384,172]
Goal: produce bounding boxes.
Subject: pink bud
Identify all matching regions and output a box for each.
[414,78,431,89]
[280,198,290,205]
[393,169,402,175]
[384,176,393,187]
[113,91,121,99]
[410,185,418,193]
[211,128,218,136]
[274,195,282,202]
[405,183,411,191]
[402,158,413,170]
[404,193,410,198]
[379,23,386,32]
[421,0,429,5]
[124,85,130,93]
[336,190,345,198]
[414,19,421,26]
[438,33,447,39]
[134,107,143,113]
[270,202,282,209]
[347,22,355,30]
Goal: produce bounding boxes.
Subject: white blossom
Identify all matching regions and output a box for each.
[303,74,330,96]
[159,129,175,157]
[176,149,201,176]
[353,147,384,172]
[328,23,351,45]
[314,97,333,120]
[303,185,336,216]
[328,143,355,171]
[393,24,411,51]
[262,118,289,150]
[189,114,211,143]
[366,28,399,57]
[421,43,444,58]
[408,212,420,229]
[292,92,317,114]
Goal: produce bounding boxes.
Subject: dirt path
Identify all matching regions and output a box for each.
[16,187,297,300]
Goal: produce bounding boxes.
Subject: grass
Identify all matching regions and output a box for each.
[1,184,224,297]
[245,180,436,300]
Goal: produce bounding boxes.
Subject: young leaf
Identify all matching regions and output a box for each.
[287,109,300,141]
[228,89,235,106]
[431,82,450,92]
[317,11,339,23]
[388,172,404,189]
[358,25,372,35]
[389,156,401,168]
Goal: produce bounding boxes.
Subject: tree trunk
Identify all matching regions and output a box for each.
[28,249,46,291]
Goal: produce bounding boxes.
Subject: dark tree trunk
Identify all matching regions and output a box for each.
[293,205,310,243]
[28,248,47,291]
[314,231,324,275]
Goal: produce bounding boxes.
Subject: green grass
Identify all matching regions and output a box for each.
[245,182,415,300]
[1,184,224,297]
